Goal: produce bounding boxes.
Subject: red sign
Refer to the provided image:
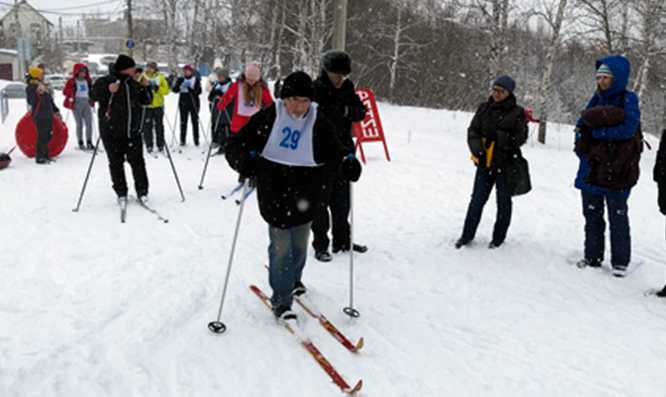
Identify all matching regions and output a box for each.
[352,89,390,163]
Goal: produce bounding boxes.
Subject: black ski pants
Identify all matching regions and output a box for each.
[102,133,149,198]
[34,117,53,161]
[311,173,351,253]
[179,102,199,145]
[143,107,165,150]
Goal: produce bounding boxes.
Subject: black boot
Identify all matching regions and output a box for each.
[656,285,666,298]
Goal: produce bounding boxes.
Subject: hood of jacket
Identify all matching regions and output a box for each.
[596,55,630,100]
[72,63,91,81]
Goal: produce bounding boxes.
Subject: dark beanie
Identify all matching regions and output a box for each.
[114,54,136,72]
[493,75,515,94]
[146,61,158,70]
[322,50,351,75]
[280,71,314,100]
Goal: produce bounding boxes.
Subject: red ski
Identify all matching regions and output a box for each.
[295,294,364,352]
[262,265,363,351]
[249,285,363,394]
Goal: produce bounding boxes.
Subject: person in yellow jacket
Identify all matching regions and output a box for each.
[142,61,170,153]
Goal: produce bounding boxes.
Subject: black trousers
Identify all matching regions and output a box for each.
[143,107,165,150]
[34,118,53,161]
[311,174,351,252]
[102,133,149,198]
[179,102,199,145]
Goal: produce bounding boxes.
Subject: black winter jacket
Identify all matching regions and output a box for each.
[226,104,352,229]
[90,73,153,139]
[654,130,666,214]
[208,80,233,125]
[467,94,528,170]
[173,76,202,108]
[26,80,59,120]
[313,71,366,149]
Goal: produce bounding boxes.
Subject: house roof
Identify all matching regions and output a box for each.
[0,0,54,27]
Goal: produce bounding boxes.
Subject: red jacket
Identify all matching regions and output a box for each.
[63,63,94,110]
[217,77,274,132]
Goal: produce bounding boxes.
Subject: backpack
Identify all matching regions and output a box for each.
[577,90,643,192]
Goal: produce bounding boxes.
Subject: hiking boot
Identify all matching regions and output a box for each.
[315,250,332,262]
[612,266,627,278]
[332,243,368,253]
[273,305,297,321]
[78,141,85,150]
[36,158,49,164]
[292,281,307,297]
[86,141,94,150]
[147,146,153,153]
[576,258,602,269]
[455,237,470,249]
[488,240,503,249]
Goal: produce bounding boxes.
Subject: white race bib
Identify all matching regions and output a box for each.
[261,99,319,167]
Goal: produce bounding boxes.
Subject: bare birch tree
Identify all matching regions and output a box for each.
[530,0,569,144]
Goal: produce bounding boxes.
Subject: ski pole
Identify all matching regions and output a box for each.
[72,134,103,212]
[162,143,186,202]
[197,111,224,189]
[165,102,180,149]
[343,179,360,318]
[208,180,250,334]
[221,183,244,200]
[189,90,209,144]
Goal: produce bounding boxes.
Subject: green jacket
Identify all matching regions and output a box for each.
[142,71,169,108]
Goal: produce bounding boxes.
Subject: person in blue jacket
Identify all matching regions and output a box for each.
[573,55,640,277]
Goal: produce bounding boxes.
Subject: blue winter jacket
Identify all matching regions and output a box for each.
[574,55,641,196]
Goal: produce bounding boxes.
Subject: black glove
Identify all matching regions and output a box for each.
[575,123,593,141]
[238,152,259,178]
[476,151,487,170]
[340,154,362,182]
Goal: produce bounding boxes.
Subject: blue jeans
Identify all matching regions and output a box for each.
[268,222,311,308]
[581,191,630,267]
[461,167,513,243]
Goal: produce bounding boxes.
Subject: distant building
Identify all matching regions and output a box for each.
[0,0,53,49]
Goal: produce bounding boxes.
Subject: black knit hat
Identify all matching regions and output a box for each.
[114,54,136,72]
[280,71,314,100]
[322,50,351,75]
[146,61,158,70]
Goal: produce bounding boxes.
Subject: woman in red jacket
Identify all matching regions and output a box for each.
[63,63,95,150]
[217,62,274,133]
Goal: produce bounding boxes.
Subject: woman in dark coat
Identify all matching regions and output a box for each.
[456,75,528,249]
[26,66,61,164]
[653,130,666,297]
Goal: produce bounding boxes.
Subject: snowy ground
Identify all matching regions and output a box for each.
[1,81,666,396]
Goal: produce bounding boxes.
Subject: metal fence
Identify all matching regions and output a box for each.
[1,84,27,124]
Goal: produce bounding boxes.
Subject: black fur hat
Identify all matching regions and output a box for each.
[322,50,351,75]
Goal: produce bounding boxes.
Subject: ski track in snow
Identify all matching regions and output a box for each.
[2,83,666,396]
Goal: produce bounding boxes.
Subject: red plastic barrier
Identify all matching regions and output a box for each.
[352,89,390,163]
[15,112,69,158]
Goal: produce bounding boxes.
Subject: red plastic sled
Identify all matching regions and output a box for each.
[15,112,69,158]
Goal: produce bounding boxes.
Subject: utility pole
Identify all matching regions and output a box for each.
[331,0,347,51]
[126,0,134,57]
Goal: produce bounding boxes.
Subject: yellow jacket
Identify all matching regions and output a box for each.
[143,71,169,108]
